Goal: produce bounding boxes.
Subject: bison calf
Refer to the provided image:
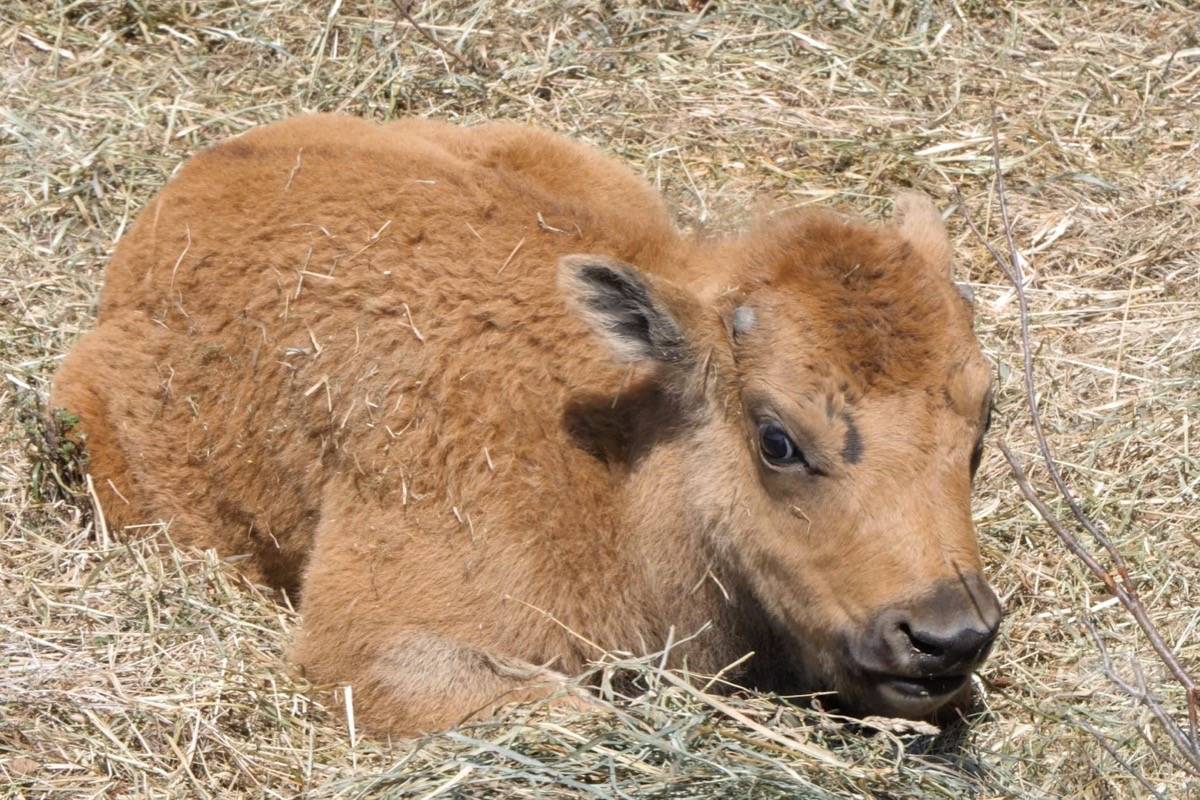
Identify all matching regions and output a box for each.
[53,115,1000,734]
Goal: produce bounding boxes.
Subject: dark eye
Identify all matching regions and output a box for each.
[758,422,810,470]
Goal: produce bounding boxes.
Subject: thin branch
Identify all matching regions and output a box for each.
[957,112,1200,775]
[1074,717,1167,800]
[1082,608,1200,774]
[988,117,1134,584]
[390,0,486,77]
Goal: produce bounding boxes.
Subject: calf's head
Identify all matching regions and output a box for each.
[561,193,1000,718]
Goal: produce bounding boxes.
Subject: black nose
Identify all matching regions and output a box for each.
[872,574,1002,676]
[898,616,995,669]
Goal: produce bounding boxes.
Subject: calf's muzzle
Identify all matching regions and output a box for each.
[851,573,1002,714]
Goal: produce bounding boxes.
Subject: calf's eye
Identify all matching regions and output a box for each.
[758,422,810,470]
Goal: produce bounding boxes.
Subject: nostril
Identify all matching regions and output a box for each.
[902,622,994,667]
[895,615,999,667]
[898,622,946,657]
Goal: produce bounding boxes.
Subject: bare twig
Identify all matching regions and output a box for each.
[1075,717,1168,800]
[390,0,485,77]
[1082,616,1200,774]
[968,113,1200,774]
[1003,441,1200,774]
[988,117,1134,583]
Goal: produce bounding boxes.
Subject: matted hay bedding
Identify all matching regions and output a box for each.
[2,2,1197,797]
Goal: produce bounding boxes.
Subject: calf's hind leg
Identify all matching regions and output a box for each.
[49,323,151,530]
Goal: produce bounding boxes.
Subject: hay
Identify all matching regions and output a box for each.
[2,0,1198,796]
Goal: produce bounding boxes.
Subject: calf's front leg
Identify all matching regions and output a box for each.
[294,626,584,734]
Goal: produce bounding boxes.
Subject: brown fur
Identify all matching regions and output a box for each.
[52,115,995,734]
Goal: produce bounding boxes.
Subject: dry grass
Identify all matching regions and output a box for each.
[2,1,1198,797]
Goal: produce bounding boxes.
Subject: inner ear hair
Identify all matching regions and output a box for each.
[559,254,688,364]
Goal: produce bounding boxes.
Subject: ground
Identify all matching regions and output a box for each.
[2,1,1198,797]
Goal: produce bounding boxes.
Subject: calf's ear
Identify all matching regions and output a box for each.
[893,192,977,307]
[893,191,952,278]
[559,255,690,365]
